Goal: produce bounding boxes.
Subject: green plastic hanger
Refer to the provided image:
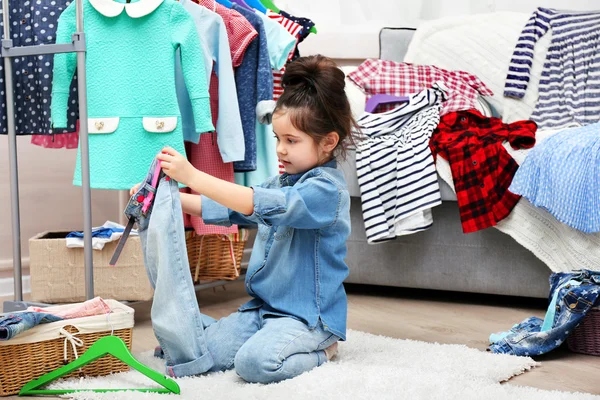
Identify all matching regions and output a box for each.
[260,0,279,12]
[19,336,180,396]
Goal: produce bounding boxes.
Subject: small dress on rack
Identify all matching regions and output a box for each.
[186,0,257,235]
[0,0,79,137]
[234,11,296,187]
[509,122,600,233]
[51,0,213,190]
[231,4,274,173]
[355,84,446,244]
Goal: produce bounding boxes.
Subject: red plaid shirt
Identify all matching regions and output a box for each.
[348,59,494,115]
[429,110,537,233]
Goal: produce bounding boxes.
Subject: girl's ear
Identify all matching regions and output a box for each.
[321,131,340,153]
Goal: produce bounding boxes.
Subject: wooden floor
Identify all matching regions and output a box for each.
[3,282,599,398]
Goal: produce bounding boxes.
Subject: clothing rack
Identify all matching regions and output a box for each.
[2,0,95,312]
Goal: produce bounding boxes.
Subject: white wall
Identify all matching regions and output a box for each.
[285,0,600,58]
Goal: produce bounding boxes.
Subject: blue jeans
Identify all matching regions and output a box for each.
[0,312,63,340]
[489,269,600,356]
[131,161,338,383]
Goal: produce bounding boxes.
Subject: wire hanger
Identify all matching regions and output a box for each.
[259,0,279,12]
[364,94,410,113]
[19,336,180,396]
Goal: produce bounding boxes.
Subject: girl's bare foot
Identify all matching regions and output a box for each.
[324,341,338,361]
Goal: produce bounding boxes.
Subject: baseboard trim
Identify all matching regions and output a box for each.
[0,257,30,272]
[0,275,31,298]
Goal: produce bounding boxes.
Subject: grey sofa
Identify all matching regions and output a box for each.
[339,28,551,299]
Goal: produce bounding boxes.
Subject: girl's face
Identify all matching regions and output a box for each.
[272,111,338,175]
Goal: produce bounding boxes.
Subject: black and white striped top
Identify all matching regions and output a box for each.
[505,7,600,129]
[356,85,446,243]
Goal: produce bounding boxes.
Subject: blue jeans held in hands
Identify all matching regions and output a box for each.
[130,161,337,383]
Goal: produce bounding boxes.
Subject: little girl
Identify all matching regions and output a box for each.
[135,55,355,384]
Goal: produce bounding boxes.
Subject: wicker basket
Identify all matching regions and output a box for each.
[185,229,249,282]
[567,306,600,356]
[0,300,134,396]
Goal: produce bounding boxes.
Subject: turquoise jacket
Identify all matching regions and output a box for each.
[51,0,213,190]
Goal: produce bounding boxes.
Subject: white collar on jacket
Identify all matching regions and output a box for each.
[89,0,165,18]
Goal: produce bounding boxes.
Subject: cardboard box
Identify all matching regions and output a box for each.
[29,231,153,303]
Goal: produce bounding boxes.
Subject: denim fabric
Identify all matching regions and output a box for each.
[232,4,274,172]
[132,159,340,382]
[154,309,338,383]
[124,159,162,232]
[129,159,214,378]
[202,160,351,340]
[0,312,63,341]
[489,269,600,356]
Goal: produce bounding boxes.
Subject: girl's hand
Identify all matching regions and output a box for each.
[157,147,196,186]
[129,183,141,197]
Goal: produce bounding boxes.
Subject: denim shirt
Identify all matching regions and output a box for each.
[202,160,351,340]
[489,269,600,356]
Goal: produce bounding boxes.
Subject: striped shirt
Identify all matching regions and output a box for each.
[505,7,600,129]
[356,84,446,244]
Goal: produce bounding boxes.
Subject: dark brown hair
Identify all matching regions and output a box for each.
[274,54,358,160]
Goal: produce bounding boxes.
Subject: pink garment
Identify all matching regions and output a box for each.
[27,297,111,319]
[30,120,79,149]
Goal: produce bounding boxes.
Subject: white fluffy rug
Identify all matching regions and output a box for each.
[48,330,599,400]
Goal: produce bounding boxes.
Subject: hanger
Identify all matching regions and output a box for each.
[365,94,410,113]
[232,0,252,10]
[215,0,233,8]
[259,0,279,12]
[19,336,180,396]
[244,0,267,13]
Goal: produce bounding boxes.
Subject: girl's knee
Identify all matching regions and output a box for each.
[234,345,281,384]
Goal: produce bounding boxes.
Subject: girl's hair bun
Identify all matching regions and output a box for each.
[276,55,357,159]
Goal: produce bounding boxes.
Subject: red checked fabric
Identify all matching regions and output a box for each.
[429,109,537,233]
[187,0,259,235]
[348,59,494,116]
[267,11,302,173]
[31,120,79,149]
[194,0,257,67]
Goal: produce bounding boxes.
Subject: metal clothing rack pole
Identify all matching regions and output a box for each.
[2,0,93,312]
